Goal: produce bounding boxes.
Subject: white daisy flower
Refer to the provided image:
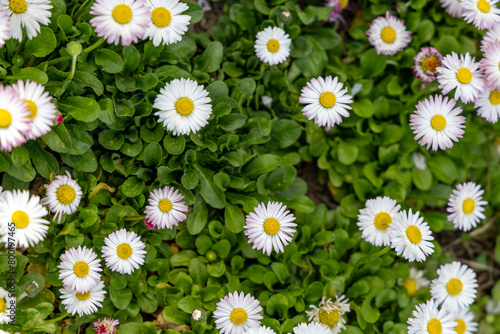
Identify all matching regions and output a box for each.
[398,267,430,297]
[450,309,478,334]
[388,209,435,262]
[436,52,484,104]
[440,0,465,18]
[430,261,478,313]
[1,0,52,41]
[0,190,49,249]
[0,286,15,324]
[366,11,411,55]
[474,86,500,123]
[447,182,488,231]
[153,78,212,136]
[357,196,401,247]
[480,41,500,89]
[407,299,457,334]
[461,0,500,30]
[243,326,276,334]
[480,23,500,53]
[299,76,353,128]
[0,84,31,152]
[90,0,151,46]
[41,171,83,224]
[291,323,331,334]
[413,47,443,84]
[59,280,106,317]
[244,201,297,256]
[58,246,102,293]
[409,95,466,151]
[101,228,146,275]
[254,26,291,66]
[143,0,191,47]
[213,291,263,334]
[144,185,188,229]
[0,7,10,47]
[306,295,350,333]
[11,79,57,140]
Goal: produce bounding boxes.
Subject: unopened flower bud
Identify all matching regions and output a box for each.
[67,41,82,56]
[279,10,292,24]
[192,309,207,322]
[23,280,40,297]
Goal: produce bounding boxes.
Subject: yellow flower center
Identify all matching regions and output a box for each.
[151,7,171,27]
[75,291,91,301]
[422,56,439,73]
[56,185,77,205]
[428,318,443,334]
[117,243,133,260]
[319,92,336,108]
[446,278,463,296]
[230,308,247,325]
[381,27,396,44]
[73,261,90,278]
[0,297,6,313]
[339,0,349,9]
[455,319,466,334]
[318,309,340,327]
[266,39,280,53]
[456,68,472,84]
[462,198,475,215]
[0,109,12,128]
[402,278,417,296]
[431,115,447,131]
[9,0,27,14]
[12,210,29,229]
[477,0,491,13]
[263,218,280,236]
[489,89,500,105]
[24,100,38,119]
[158,199,173,213]
[374,212,391,231]
[175,97,194,116]
[112,4,133,24]
[406,225,422,244]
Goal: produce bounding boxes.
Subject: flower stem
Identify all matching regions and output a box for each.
[371,246,391,258]
[82,37,105,55]
[48,313,69,322]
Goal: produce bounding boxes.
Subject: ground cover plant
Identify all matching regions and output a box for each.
[0,0,500,333]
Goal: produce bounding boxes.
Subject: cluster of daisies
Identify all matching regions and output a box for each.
[357,181,487,262]
[212,291,351,334]
[56,226,146,316]
[367,7,500,154]
[407,261,478,334]
[0,172,82,248]
[0,80,56,152]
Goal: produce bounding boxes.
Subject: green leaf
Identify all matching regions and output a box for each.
[11,146,29,167]
[162,306,190,325]
[121,176,145,197]
[61,149,98,172]
[187,201,208,235]
[138,290,158,313]
[23,27,56,57]
[224,202,245,233]
[361,48,387,78]
[219,114,247,131]
[337,141,359,165]
[427,156,457,184]
[412,168,433,191]
[194,165,226,209]
[206,82,229,105]
[229,4,256,30]
[118,323,142,334]
[269,120,301,148]
[10,67,48,84]
[266,294,289,318]
[144,142,162,167]
[352,98,374,118]
[73,70,104,96]
[30,142,59,179]
[66,123,94,155]
[109,286,133,309]
[184,2,204,24]
[243,154,281,179]
[194,41,223,73]
[98,129,125,150]
[58,96,100,122]
[94,49,124,73]
[164,134,186,155]
[42,123,72,153]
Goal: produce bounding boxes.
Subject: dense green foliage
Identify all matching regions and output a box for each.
[1,0,500,333]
